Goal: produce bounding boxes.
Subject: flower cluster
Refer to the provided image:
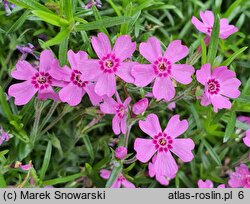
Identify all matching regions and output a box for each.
[6,9,245,188]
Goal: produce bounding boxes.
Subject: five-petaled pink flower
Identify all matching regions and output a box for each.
[131,37,194,101]
[243,130,250,148]
[228,164,250,188]
[100,93,131,135]
[198,179,225,188]
[8,50,60,105]
[196,63,241,112]
[134,114,195,185]
[49,50,102,106]
[192,10,238,39]
[79,33,136,97]
[100,169,135,188]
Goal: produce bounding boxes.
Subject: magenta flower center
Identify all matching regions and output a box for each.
[153,57,171,77]
[117,175,125,182]
[207,26,212,33]
[70,69,88,88]
[207,78,220,94]
[116,104,126,118]
[31,72,52,90]
[153,132,173,152]
[99,53,120,73]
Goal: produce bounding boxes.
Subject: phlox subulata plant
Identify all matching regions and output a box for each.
[0,0,249,188]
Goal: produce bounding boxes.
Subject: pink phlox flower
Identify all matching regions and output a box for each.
[100,92,131,135]
[0,126,12,145]
[100,169,135,188]
[15,161,32,171]
[131,37,194,101]
[243,129,250,147]
[196,63,241,112]
[134,113,195,184]
[132,98,149,115]
[115,146,127,160]
[191,10,238,39]
[228,164,250,188]
[198,179,225,188]
[49,50,102,106]
[79,33,136,97]
[8,50,61,105]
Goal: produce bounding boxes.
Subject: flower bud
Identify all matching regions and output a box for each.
[132,98,149,115]
[115,146,127,160]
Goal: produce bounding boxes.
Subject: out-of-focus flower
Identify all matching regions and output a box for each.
[134,114,195,185]
[198,179,225,188]
[243,130,250,147]
[8,50,61,105]
[100,92,131,135]
[132,98,149,115]
[0,126,12,145]
[192,10,238,39]
[196,63,241,112]
[131,37,194,101]
[83,0,102,9]
[228,164,250,188]
[167,102,176,111]
[238,116,250,125]
[49,50,102,106]
[16,43,39,60]
[115,146,127,160]
[3,0,12,16]
[100,169,135,188]
[79,32,136,97]
[15,161,32,171]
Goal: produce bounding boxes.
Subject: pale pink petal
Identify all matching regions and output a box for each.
[156,175,170,186]
[198,179,213,188]
[171,138,195,162]
[121,179,135,188]
[191,16,208,34]
[228,172,245,188]
[210,94,231,112]
[95,73,116,97]
[196,63,211,85]
[68,50,88,69]
[39,50,54,72]
[148,161,155,177]
[100,97,117,114]
[164,115,188,138]
[154,151,178,178]
[212,66,236,82]
[91,32,111,59]
[111,180,122,188]
[113,35,136,61]
[139,113,162,137]
[243,130,250,147]
[153,77,175,101]
[59,83,85,106]
[164,40,189,63]
[123,97,131,107]
[200,93,211,106]
[120,116,127,134]
[79,59,102,81]
[171,64,195,84]
[84,83,102,106]
[220,78,241,98]
[37,86,59,101]
[112,115,121,135]
[116,62,137,83]
[217,184,225,188]
[200,10,214,26]
[219,19,238,39]
[49,59,71,82]
[11,60,37,80]
[131,64,155,87]
[134,138,156,163]
[8,81,37,105]
[100,169,111,179]
[139,37,162,63]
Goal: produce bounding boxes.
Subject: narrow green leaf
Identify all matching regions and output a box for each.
[200,37,207,65]
[75,16,131,32]
[40,141,52,180]
[178,171,194,187]
[32,10,69,27]
[234,94,250,103]
[0,86,13,121]
[42,28,70,48]
[221,46,248,66]
[223,112,236,143]
[223,0,243,18]
[207,14,220,65]
[203,140,221,165]
[59,36,69,66]
[82,135,95,162]
[7,10,30,34]
[105,161,122,188]
[8,0,53,13]
[91,5,109,35]
[0,174,7,188]
[63,0,73,21]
